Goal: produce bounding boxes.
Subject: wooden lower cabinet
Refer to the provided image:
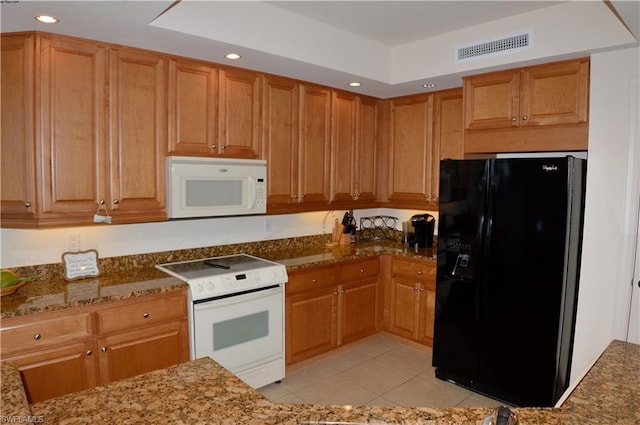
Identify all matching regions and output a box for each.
[0,290,189,403]
[5,340,99,403]
[388,257,437,346]
[285,258,379,365]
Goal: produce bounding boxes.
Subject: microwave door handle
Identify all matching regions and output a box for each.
[248,176,257,209]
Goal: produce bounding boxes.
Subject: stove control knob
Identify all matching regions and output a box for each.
[207,281,215,290]
[196,283,204,293]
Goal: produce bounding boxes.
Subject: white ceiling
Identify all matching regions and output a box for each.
[1,1,638,98]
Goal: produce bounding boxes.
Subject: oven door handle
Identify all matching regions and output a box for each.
[193,284,283,310]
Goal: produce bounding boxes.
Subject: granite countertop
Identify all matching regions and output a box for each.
[0,240,435,320]
[1,340,635,424]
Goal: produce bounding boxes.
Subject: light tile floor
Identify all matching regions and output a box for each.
[258,335,502,408]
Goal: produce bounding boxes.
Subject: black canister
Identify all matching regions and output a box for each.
[410,214,435,248]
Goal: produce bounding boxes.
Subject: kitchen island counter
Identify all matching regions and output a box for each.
[0,340,632,424]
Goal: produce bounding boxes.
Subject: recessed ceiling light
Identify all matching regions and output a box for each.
[225,53,241,60]
[348,82,361,87]
[422,83,437,88]
[35,15,59,24]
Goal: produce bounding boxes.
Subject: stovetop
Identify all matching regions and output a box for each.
[156,254,288,300]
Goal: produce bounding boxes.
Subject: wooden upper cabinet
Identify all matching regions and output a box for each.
[432,88,463,202]
[331,91,378,205]
[463,58,589,130]
[108,48,167,223]
[39,35,109,221]
[0,34,37,224]
[462,58,589,154]
[298,83,332,206]
[388,94,435,207]
[262,76,300,210]
[218,68,262,158]
[168,59,218,156]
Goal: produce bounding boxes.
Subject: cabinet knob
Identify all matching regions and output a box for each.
[24,202,31,208]
[99,199,105,205]
[511,116,517,122]
[220,145,226,150]
[301,194,306,198]
[33,333,41,340]
[210,145,217,149]
[340,289,345,294]
[334,291,339,296]
[113,199,119,205]
[522,115,528,120]
[419,287,424,292]
[86,350,93,356]
[414,286,419,291]
[292,195,298,199]
[360,268,365,273]
[143,312,150,318]
[101,347,108,353]
[417,271,423,275]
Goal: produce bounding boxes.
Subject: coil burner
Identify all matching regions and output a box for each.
[359,216,399,241]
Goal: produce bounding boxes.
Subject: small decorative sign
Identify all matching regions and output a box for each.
[62,249,101,281]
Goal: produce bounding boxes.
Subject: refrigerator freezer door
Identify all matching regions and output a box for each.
[433,159,489,386]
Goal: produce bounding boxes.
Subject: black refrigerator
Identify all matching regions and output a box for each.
[433,156,586,407]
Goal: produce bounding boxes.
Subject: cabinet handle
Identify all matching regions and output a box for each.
[143,312,150,318]
[113,199,119,205]
[101,347,108,353]
[86,350,93,356]
[33,333,41,340]
[24,202,31,208]
[522,115,528,120]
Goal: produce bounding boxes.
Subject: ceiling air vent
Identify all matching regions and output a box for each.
[456,31,532,63]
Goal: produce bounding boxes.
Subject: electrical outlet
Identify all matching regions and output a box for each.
[69,233,80,251]
[264,218,272,233]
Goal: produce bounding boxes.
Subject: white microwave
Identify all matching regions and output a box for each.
[166,156,267,219]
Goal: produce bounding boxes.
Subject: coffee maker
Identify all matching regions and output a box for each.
[410,214,435,248]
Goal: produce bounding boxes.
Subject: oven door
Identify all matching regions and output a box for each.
[192,285,284,379]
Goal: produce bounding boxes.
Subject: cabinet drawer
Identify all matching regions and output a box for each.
[337,258,379,282]
[0,311,94,355]
[392,258,436,282]
[96,292,187,335]
[286,266,337,295]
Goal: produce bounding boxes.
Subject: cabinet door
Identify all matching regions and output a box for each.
[298,84,331,205]
[433,89,463,201]
[388,277,420,341]
[286,286,337,364]
[463,70,519,130]
[355,96,378,203]
[108,48,167,223]
[97,320,189,385]
[339,279,378,345]
[388,95,433,206]
[520,58,589,126]
[331,91,358,203]
[5,341,98,404]
[218,68,261,158]
[1,34,36,222]
[39,36,108,219]
[262,76,300,210]
[418,283,437,346]
[168,59,218,155]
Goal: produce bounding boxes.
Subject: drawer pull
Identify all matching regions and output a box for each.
[143,312,150,318]
[33,333,41,340]
[86,350,93,356]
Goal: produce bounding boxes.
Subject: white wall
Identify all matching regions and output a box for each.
[570,45,640,384]
[0,208,437,268]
